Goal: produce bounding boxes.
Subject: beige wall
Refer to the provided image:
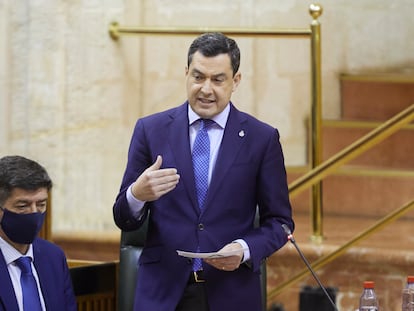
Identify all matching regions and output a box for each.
[0,0,413,235]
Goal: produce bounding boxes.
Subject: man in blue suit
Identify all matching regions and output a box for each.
[113,32,294,311]
[0,155,77,311]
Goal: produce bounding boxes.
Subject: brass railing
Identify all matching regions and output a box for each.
[109,23,312,39]
[109,3,325,240]
[267,103,414,300]
[289,103,414,198]
[268,199,414,300]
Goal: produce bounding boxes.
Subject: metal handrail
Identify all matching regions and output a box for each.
[267,199,414,299]
[109,23,311,39]
[289,103,414,198]
[109,3,325,239]
[265,103,414,300]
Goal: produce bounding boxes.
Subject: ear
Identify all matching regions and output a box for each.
[232,72,242,92]
[185,66,189,76]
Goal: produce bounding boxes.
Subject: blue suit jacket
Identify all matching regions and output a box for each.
[0,238,77,311]
[113,102,294,311]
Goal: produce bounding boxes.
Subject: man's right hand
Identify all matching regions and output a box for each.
[131,155,180,202]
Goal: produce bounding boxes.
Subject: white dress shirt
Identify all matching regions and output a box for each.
[0,237,46,311]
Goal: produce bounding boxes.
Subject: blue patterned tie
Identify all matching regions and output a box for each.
[192,119,213,271]
[192,119,213,210]
[15,256,42,311]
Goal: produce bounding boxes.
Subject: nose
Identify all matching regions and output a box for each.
[27,202,47,213]
[28,203,39,213]
[200,80,212,94]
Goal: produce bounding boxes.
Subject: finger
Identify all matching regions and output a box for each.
[147,155,163,172]
[156,180,179,196]
[149,167,178,178]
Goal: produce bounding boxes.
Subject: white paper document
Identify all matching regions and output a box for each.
[176,249,246,259]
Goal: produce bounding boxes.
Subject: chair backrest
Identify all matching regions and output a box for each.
[117,211,267,311]
[117,219,149,311]
[70,262,117,311]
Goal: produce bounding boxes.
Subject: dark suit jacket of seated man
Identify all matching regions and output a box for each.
[0,155,77,311]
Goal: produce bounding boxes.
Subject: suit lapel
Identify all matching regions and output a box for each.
[205,105,247,209]
[0,250,19,311]
[168,103,199,213]
[168,103,248,214]
[32,240,51,310]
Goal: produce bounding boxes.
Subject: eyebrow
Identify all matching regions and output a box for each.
[191,68,204,76]
[191,68,227,79]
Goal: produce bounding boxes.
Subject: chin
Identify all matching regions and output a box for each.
[198,109,216,119]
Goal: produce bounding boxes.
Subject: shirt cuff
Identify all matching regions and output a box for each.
[126,184,146,219]
[233,239,251,263]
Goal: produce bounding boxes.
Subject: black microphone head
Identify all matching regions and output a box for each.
[281,224,291,235]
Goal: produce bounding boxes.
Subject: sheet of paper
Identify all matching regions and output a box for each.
[176,249,246,259]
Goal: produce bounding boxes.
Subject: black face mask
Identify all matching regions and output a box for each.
[0,208,45,244]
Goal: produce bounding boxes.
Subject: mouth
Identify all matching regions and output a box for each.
[197,98,216,105]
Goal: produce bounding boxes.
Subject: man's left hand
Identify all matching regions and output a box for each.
[204,242,244,271]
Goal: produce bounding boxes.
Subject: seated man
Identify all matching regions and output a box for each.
[0,155,76,311]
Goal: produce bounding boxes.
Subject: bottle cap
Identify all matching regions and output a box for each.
[407,276,414,283]
[363,281,375,288]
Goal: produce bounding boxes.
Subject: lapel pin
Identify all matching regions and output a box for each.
[238,130,245,137]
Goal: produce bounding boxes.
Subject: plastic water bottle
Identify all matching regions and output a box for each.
[402,276,414,311]
[359,281,379,311]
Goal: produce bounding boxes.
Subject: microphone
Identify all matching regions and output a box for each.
[281,224,338,311]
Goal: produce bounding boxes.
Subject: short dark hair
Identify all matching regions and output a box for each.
[0,155,52,205]
[187,32,240,76]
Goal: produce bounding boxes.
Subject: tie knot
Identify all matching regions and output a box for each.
[15,256,33,274]
[199,119,214,130]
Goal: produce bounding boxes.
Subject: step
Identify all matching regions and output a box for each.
[341,73,414,121]
[287,167,414,218]
[322,120,414,170]
[266,213,414,311]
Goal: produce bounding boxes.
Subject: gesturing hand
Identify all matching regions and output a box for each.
[131,155,180,202]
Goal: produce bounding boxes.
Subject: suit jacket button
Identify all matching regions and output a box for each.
[198,223,204,230]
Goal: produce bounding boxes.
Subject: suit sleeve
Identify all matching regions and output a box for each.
[244,128,294,272]
[113,119,152,231]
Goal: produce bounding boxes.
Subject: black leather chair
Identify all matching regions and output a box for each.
[117,222,148,311]
[117,212,267,311]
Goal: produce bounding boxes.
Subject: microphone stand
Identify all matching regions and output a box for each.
[282,224,339,311]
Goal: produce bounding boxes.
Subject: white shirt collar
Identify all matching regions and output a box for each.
[188,102,230,129]
[0,236,34,265]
